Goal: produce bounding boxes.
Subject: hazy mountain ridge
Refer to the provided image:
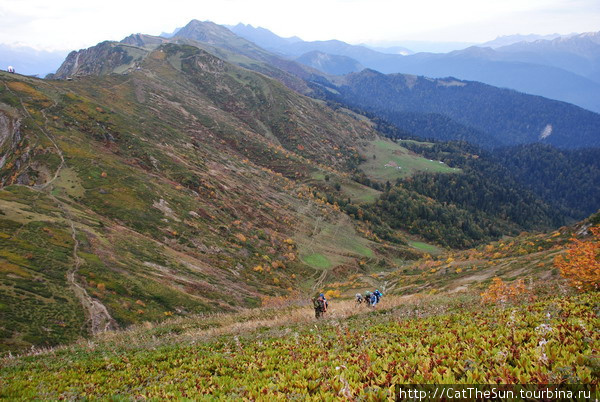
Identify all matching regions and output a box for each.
[228,24,600,112]
[227,23,302,50]
[314,69,600,149]
[295,51,364,75]
[494,32,600,83]
[481,33,565,48]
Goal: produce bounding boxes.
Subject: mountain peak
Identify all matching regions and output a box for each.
[174,19,239,43]
[295,50,364,75]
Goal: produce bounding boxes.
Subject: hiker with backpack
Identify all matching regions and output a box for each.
[364,291,372,307]
[372,289,383,307]
[355,293,363,306]
[313,293,328,318]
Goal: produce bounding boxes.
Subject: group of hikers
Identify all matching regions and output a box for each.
[312,289,383,318]
[355,289,383,307]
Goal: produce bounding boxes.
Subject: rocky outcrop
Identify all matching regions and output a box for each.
[53,41,148,79]
[0,107,21,171]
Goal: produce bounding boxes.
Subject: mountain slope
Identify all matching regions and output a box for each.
[2,216,597,397]
[53,20,328,96]
[227,24,600,112]
[370,49,600,113]
[1,44,408,351]
[315,69,600,149]
[227,23,302,50]
[295,51,364,75]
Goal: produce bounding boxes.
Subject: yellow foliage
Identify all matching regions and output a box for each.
[253,265,264,272]
[234,233,247,242]
[97,283,106,291]
[324,289,341,299]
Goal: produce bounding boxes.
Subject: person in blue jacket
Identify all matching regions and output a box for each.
[372,289,383,307]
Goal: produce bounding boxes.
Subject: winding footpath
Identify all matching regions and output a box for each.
[2,81,117,334]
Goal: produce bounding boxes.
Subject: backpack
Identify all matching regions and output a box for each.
[313,297,324,310]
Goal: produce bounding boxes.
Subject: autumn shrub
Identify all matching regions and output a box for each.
[481,277,527,304]
[554,226,600,291]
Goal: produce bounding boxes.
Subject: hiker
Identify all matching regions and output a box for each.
[364,291,372,307]
[321,293,329,312]
[369,292,377,307]
[372,289,383,307]
[355,293,363,306]
[313,293,327,318]
[7,66,15,74]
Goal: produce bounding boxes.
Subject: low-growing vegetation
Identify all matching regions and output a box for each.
[0,289,597,399]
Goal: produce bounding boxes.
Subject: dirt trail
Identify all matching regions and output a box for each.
[97,294,418,352]
[59,201,118,334]
[3,83,117,334]
[311,268,328,293]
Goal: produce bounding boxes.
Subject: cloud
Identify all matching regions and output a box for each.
[0,0,597,50]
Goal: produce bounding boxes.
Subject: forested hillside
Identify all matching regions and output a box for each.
[313,69,600,149]
[494,144,600,219]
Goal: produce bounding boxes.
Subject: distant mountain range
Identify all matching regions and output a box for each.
[230,25,600,113]
[51,19,600,150]
[481,33,565,48]
[4,24,599,113]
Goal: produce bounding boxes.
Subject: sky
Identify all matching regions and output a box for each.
[0,0,598,51]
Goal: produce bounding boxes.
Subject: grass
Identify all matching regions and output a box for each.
[360,139,459,182]
[340,182,381,203]
[296,215,375,274]
[409,241,442,255]
[300,253,332,269]
[51,167,85,199]
[1,290,597,399]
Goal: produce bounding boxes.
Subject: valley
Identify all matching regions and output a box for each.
[0,16,598,399]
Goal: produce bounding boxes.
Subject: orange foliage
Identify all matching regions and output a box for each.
[554,226,600,291]
[234,233,247,242]
[481,277,527,304]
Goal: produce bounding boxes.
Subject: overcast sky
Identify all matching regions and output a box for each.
[0,0,598,51]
